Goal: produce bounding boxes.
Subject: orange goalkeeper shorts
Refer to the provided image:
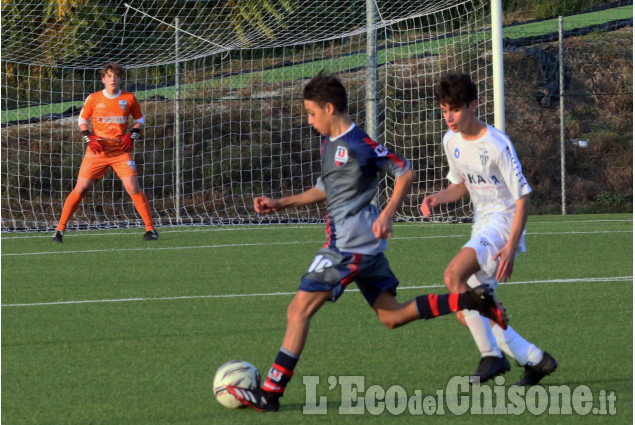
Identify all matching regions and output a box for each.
[78,150,139,180]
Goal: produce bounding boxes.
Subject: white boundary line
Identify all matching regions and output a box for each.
[2,276,631,308]
[2,229,631,257]
[1,240,322,257]
[1,218,631,240]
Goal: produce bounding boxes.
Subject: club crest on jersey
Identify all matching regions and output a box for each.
[454,148,461,159]
[479,148,489,165]
[118,100,128,111]
[374,144,389,157]
[334,146,348,167]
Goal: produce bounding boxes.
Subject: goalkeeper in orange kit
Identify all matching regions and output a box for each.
[52,62,158,242]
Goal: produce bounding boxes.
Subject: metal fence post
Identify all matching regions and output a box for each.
[559,16,566,215]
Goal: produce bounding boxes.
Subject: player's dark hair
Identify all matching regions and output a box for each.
[303,71,348,113]
[434,73,478,108]
[101,62,125,79]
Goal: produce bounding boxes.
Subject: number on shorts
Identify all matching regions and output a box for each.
[308,254,333,273]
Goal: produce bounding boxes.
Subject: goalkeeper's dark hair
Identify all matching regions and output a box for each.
[303,71,348,113]
[100,62,125,79]
[435,73,478,108]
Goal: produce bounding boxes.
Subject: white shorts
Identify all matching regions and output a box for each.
[464,214,526,291]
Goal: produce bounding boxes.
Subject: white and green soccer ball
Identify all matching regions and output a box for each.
[213,360,261,409]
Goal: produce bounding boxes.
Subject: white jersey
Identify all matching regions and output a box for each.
[444,125,532,276]
[443,124,532,223]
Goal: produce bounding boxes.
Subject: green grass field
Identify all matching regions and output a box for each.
[1,213,632,424]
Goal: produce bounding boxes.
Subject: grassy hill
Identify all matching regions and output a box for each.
[504,26,632,213]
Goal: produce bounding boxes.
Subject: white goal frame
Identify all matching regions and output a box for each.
[1,0,504,231]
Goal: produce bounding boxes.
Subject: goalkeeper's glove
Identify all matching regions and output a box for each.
[120,128,140,152]
[82,130,102,154]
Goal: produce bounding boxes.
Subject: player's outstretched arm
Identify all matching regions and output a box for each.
[374,168,414,239]
[420,183,469,217]
[254,196,277,213]
[254,187,326,214]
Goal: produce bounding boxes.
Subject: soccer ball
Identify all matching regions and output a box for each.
[213,360,261,409]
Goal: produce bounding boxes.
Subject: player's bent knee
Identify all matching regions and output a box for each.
[125,186,142,196]
[73,180,94,195]
[286,297,320,325]
[377,311,405,330]
[443,270,457,291]
[444,271,467,294]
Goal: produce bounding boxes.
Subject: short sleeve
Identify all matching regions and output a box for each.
[496,144,532,200]
[79,94,94,121]
[130,95,144,121]
[353,137,411,178]
[443,132,464,185]
[315,176,325,192]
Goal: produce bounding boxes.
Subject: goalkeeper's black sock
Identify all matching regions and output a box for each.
[415,293,461,319]
[263,348,299,397]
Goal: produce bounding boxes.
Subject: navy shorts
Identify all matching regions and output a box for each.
[299,247,399,306]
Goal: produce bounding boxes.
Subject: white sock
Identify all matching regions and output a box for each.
[492,324,543,366]
[463,309,502,358]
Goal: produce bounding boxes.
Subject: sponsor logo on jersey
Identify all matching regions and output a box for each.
[127,160,136,171]
[478,148,489,165]
[334,146,348,167]
[96,116,128,124]
[464,173,501,185]
[118,100,128,111]
[454,147,460,159]
[374,144,389,157]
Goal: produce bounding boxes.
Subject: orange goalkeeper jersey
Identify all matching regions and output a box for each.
[80,89,143,155]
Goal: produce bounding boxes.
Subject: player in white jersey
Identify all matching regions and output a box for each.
[421,73,557,385]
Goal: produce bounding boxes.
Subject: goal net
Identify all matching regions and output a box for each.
[2,0,494,231]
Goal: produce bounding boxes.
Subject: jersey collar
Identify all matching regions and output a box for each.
[329,123,356,142]
[102,89,122,99]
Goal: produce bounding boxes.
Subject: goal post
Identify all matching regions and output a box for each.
[1,0,503,231]
[491,0,505,133]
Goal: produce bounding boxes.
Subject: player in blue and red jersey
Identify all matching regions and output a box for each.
[227,71,509,412]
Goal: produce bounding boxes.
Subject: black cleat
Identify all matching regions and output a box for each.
[227,386,280,412]
[469,355,511,384]
[462,285,508,330]
[143,229,159,241]
[514,351,558,386]
[52,230,64,243]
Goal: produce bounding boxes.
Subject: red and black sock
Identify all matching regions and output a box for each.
[415,293,462,319]
[263,348,299,397]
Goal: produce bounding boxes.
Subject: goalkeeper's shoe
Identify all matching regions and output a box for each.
[143,229,159,241]
[514,351,558,386]
[461,285,509,330]
[52,230,64,243]
[227,386,280,412]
